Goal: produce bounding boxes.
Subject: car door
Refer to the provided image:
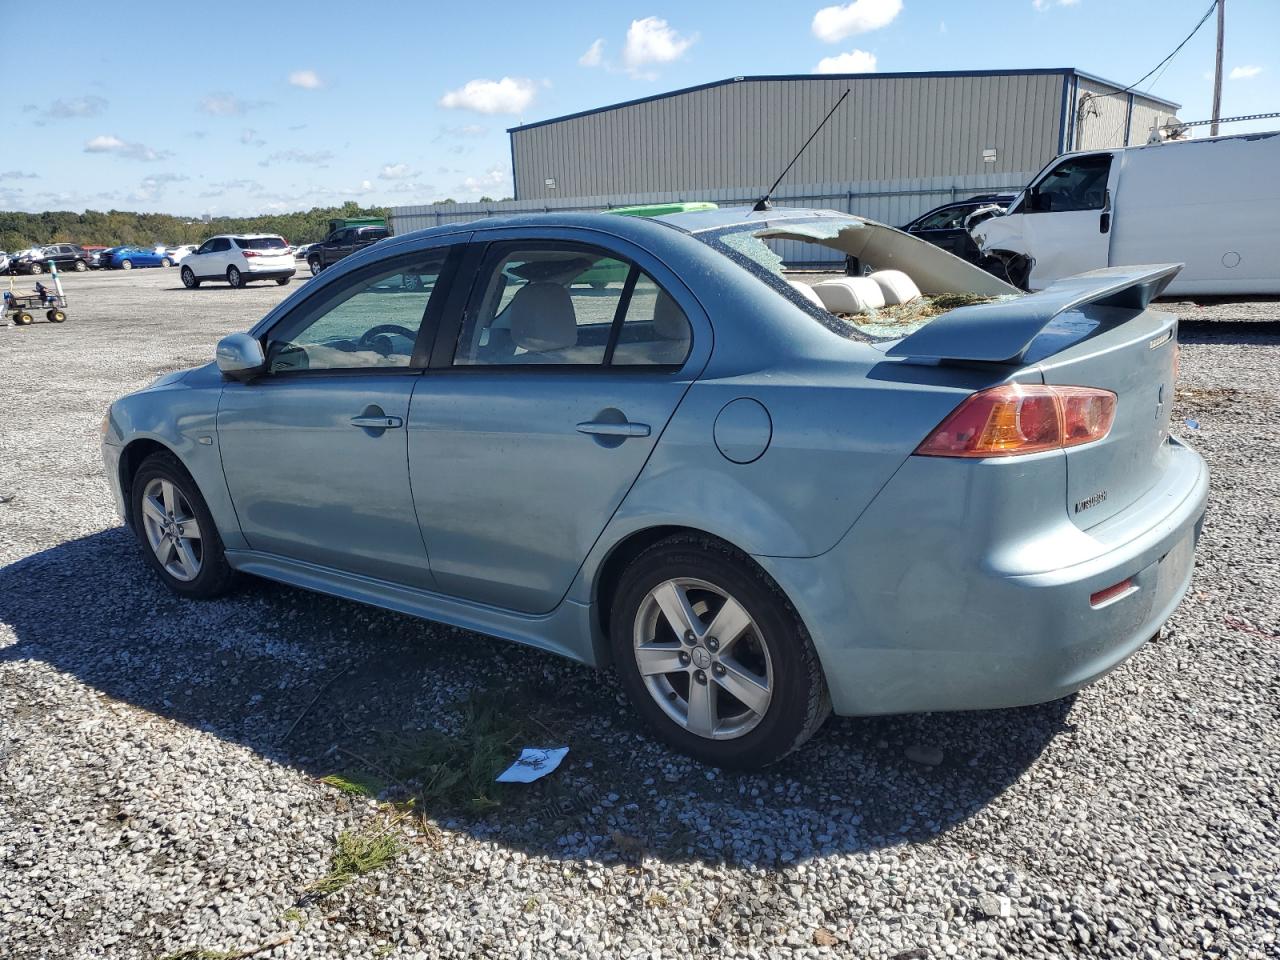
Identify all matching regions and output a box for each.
[217,242,464,588]
[1019,152,1116,289]
[905,205,973,259]
[406,234,709,614]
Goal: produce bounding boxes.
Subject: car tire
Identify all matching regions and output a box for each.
[180,266,200,289]
[74,259,87,272]
[120,259,133,270]
[609,535,831,769]
[161,257,172,267]
[227,266,244,288]
[130,451,236,599]
[308,257,322,276]
[30,262,43,275]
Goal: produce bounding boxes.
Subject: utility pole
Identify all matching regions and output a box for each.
[1211,0,1225,136]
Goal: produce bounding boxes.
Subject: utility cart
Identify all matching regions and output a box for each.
[4,277,68,325]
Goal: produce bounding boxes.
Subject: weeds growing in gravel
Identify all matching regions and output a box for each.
[302,825,402,901]
[319,772,387,798]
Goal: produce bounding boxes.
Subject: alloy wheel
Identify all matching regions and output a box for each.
[140,477,203,582]
[632,578,773,740]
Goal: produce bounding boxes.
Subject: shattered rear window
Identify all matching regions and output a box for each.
[695,216,1019,342]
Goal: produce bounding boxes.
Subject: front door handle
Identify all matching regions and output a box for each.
[577,420,650,438]
[350,414,403,429]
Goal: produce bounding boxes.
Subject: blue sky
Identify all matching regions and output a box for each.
[1,0,1276,216]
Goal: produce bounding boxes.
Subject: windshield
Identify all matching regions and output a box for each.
[693,215,1019,341]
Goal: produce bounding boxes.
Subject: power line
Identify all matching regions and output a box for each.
[1117,0,1218,97]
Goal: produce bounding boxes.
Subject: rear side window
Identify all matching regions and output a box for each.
[453,243,690,368]
[235,237,288,250]
[362,228,390,240]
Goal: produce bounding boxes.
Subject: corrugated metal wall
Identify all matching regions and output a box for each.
[1072,78,1177,149]
[389,171,1031,265]
[511,73,1066,201]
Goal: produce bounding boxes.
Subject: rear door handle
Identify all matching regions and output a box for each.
[350,415,403,429]
[576,420,650,438]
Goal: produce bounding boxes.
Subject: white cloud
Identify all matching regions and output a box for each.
[621,17,696,76]
[1032,0,1079,9]
[128,173,187,202]
[289,69,323,89]
[239,128,265,146]
[812,0,902,42]
[199,93,270,116]
[379,163,418,180]
[84,135,171,162]
[34,95,109,120]
[814,49,878,74]
[1230,65,1264,80]
[458,166,511,198]
[580,38,606,67]
[0,170,38,180]
[258,149,334,167]
[439,77,538,114]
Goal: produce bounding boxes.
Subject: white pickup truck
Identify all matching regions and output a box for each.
[973,131,1280,296]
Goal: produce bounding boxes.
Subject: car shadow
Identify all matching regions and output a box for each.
[0,528,1075,868]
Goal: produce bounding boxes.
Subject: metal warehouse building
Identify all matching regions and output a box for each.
[391,68,1177,253]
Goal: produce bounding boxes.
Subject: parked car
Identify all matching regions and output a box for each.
[0,251,9,274]
[179,234,295,288]
[101,207,1207,768]
[306,224,390,275]
[100,246,174,270]
[14,243,90,274]
[293,242,316,260]
[83,245,109,269]
[974,130,1280,294]
[898,194,1016,264]
[164,244,197,264]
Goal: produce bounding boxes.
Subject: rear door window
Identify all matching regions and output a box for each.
[453,243,690,368]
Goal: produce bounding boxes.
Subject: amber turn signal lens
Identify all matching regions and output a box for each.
[915,383,1117,458]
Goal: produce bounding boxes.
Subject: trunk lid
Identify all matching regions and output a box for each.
[885,264,1183,529]
[1034,307,1178,528]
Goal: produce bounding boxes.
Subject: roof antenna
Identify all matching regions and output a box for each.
[753,88,851,212]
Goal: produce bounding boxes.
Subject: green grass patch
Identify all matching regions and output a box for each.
[393,689,538,812]
[303,825,402,901]
[320,772,387,798]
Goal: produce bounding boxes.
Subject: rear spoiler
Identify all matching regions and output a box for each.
[884,264,1182,363]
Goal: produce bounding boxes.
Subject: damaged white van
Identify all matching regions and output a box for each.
[973,131,1280,296]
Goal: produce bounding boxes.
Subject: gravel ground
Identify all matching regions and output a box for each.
[1,267,1277,960]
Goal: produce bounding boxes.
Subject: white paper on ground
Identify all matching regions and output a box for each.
[495,747,569,783]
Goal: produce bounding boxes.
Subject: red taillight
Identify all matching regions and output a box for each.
[915,384,1117,458]
[243,249,259,257]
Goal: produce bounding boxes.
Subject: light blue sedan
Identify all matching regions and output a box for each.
[100,207,1207,768]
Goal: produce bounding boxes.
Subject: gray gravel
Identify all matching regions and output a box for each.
[1,268,1278,959]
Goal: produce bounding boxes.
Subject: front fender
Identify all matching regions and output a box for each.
[109,365,243,548]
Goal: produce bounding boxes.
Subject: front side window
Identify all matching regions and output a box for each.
[453,244,690,368]
[912,207,968,231]
[265,253,447,373]
[1034,154,1112,212]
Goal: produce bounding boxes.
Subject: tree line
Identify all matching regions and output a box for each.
[0,201,396,253]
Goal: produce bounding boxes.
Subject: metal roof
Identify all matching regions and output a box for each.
[508,69,1180,134]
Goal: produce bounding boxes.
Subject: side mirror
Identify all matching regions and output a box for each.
[216,333,266,381]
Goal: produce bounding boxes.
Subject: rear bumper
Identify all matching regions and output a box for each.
[757,436,1208,716]
[242,265,296,280]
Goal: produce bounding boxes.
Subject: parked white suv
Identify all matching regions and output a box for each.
[179,234,296,289]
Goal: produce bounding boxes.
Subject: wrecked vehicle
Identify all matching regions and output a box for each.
[101,207,1207,768]
[973,131,1280,295]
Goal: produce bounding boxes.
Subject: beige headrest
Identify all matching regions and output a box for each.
[868,269,922,305]
[788,281,826,308]
[509,282,578,352]
[811,277,886,314]
[653,290,688,340]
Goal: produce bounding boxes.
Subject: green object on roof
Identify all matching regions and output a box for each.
[607,201,719,218]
